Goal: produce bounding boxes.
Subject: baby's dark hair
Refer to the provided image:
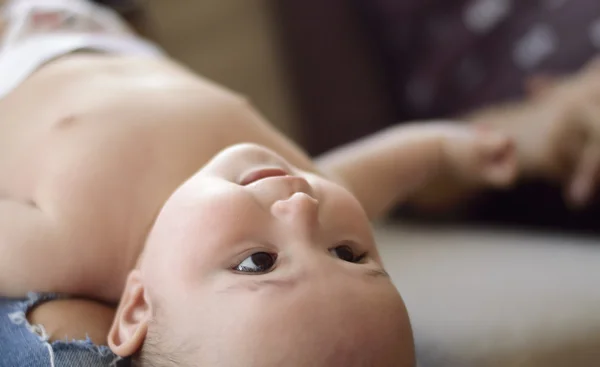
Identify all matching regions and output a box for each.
[130,320,194,367]
[131,333,183,367]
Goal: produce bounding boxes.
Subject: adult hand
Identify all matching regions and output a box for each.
[471,57,600,208]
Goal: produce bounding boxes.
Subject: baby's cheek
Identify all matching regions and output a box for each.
[370,289,415,365]
[324,189,374,237]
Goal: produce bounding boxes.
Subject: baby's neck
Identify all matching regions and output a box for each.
[112,231,152,301]
[79,227,151,304]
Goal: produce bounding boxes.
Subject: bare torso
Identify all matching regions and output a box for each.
[0,54,315,303]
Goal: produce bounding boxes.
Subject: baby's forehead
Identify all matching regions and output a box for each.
[199,294,408,366]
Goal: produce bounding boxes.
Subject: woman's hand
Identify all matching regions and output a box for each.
[472,57,600,208]
[527,59,600,207]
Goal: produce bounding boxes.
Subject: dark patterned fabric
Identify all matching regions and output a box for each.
[358,0,600,120]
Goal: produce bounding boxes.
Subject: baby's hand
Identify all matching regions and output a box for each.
[442,124,517,189]
[407,123,517,212]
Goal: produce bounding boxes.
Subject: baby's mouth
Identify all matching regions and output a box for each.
[240,167,289,186]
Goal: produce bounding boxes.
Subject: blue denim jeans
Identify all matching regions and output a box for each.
[0,293,129,367]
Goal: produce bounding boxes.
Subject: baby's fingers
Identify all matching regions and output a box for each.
[477,130,518,188]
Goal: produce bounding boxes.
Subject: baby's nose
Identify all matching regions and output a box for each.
[271,192,319,229]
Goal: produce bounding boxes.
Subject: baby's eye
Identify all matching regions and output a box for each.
[233,252,277,274]
[329,244,367,263]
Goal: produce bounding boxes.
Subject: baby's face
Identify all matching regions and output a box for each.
[138,143,414,366]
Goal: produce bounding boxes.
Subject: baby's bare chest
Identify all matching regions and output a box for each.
[0,84,253,300]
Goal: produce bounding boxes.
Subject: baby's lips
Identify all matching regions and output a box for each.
[240,167,289,186]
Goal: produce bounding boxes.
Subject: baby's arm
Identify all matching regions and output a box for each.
[316,122,516,219]
[0,199,62,297]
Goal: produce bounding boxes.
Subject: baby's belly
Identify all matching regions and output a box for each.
[0,55,248,301]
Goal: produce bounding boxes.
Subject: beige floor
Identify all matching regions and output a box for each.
[375,224,600,366]
[145,1,299,139]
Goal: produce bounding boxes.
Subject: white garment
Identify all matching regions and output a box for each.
[0,0,164,99]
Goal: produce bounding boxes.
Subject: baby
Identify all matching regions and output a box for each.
[0,1,517,366]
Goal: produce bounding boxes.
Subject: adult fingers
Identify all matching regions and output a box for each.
[566,104,600,207]
[567,143,600,207]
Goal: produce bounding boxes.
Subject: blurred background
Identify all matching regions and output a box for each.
[130,0,600,233]
[140,1,300,141]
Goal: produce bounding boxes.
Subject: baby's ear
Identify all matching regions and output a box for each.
[108,270,152,357]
